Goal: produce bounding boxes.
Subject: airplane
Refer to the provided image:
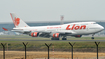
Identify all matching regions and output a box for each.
[9,13,104,40]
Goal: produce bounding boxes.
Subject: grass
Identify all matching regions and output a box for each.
[0,35,105,41]
[0,41,105,50]
[1,51,105,59]
[0,35,105,58]
[0,35,105,51]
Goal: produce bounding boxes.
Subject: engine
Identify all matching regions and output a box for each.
[53,33,60,38]
[31,32,39,37]
[74,35,82,38]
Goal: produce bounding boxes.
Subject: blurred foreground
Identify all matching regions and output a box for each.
[0,51,105,59]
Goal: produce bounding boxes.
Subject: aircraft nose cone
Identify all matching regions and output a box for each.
[100,26,104,30]
[101,26,104,30]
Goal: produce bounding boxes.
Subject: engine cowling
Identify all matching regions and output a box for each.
[31,32,39,37]
[53,33,60,38]
[75,35,82,38]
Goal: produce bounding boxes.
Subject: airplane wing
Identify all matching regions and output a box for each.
[32,30,76,38]
[3,24,76,37]
[2,27,8,31]
[3,27,75,38]
[2,27,13,31]
[38,29,75,34]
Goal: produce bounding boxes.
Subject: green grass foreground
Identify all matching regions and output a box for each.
[0,35,105,40]
[0,35,105,51]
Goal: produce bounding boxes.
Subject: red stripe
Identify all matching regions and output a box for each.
[10,13,16,27]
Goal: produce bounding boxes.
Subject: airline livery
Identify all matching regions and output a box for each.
[9,13,104,40]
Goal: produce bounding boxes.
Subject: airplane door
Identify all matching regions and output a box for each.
[86,25,88,31]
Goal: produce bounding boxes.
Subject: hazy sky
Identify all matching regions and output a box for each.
[0,0,105,23]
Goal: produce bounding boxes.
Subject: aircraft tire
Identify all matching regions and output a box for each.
[62,38,67,40]
[56,38,59,40]
[91,37,94,39]
[51,38,59,40]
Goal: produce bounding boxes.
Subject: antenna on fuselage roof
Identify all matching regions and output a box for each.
[60,15,64,25]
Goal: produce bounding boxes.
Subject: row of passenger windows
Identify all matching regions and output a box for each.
[73,22,98,25]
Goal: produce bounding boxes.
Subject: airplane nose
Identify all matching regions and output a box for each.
[100,26,104,30]
[101,26,104,30]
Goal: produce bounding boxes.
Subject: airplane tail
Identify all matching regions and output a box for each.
[10,13,29,28]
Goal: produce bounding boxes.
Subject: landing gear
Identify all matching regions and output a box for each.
[91,34,95,39]
[51,38,59,40]
[91,37,94,39]
[62,37,67,40]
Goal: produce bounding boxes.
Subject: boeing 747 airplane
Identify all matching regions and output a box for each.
[7,13,104,40]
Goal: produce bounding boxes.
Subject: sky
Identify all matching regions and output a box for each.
[0,0,105,23]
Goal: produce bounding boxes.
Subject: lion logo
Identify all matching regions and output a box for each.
[14,17,20,26]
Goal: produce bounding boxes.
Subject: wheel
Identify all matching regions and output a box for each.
[51,38,59,40]
[51,38,55,40]
[62,38,67,40]
[51,38,53,40]
[91,37,94,39]
[56,38,59,40]
[91,34,95,39]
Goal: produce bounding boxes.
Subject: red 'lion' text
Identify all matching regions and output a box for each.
[66,24,86,30]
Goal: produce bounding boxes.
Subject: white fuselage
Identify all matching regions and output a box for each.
[13,22,104,37]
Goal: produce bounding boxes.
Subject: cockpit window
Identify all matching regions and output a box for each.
[93,23,97,24]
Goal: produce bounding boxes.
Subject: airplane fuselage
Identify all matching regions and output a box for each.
[13,22,104,36]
